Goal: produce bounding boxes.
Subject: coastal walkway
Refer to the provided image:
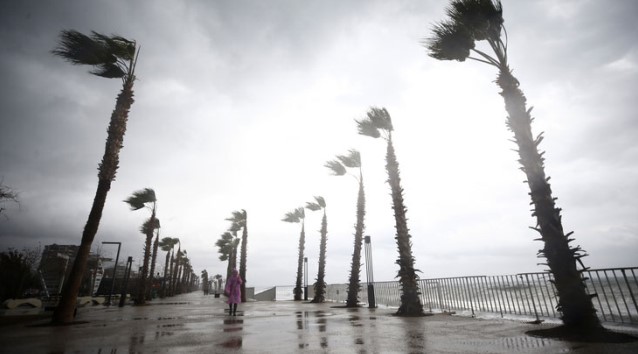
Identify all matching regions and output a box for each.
[1,292,637,353]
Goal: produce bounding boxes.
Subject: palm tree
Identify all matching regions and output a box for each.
[325,150,367,307]
[201,270,209,294]
[172,248,185,295]
[159,237,178,298]
[226,210,248,302]
[124,188,159,305]
[426,0,599,329]
[148,228,160,300]
[357,108,424,316]
[282,207,305,301]
[51,30,140,324]
[306,196,328,303]
[215,231,239,285]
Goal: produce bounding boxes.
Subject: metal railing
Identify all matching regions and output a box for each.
[323,267,638,325]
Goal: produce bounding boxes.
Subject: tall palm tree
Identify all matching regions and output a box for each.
[124,188,158,305]
[282,207,305,301]
[215,231,239,285]
[325,150,367,307]
[426,0,599,329]
[158,237,178,298]
[306,196,328,303]
[226,210,248,302]
[148,228,160,300]
[357,107,424,316]
[51,30,140,324]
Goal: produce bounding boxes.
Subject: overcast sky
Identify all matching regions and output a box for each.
[1,0,637,288]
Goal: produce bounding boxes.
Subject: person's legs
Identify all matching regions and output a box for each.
[232,303,237,316]
[228,303,233,315]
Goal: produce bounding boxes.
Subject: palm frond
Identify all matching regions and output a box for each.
[306,202,321,211]
[314,196,326,208]
[336,149,361,168]
[282,211,300,223]
[325,160,347,176]
[355,118,381,138]
[294,207,305,220]
[124,188,156,210]
[426,21,474,62]
[90,31,136,61]
[90,63,126,78]
[447,0,503,42]
[52,30,116,66]
[367,107,393,132]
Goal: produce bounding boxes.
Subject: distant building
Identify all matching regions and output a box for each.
[38,244,104,297]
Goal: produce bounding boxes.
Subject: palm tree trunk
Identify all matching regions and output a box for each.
[497,68,600,329]
[347,177,365,307]
[52,79,134,324]
[171,248,180,296]
[386,137,424,316]
[311,210,328,303]
[294,223,305,301]
[148,233,159,300]
[239,213,248,302]
[161,251,170,298]
[167,250,174,296]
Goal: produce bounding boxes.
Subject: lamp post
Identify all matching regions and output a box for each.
[119,256,133,307]
[364,236,376,308]
[303,257,308,301]
[102,241,121,306]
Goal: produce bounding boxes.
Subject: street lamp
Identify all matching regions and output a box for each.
[102,241,121,306]
[303,257,308,301]
[364,236,376,308]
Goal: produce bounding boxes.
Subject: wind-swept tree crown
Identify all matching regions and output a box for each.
[124,188,156,210]
[282,207,305,223]
[356,107,393,139]
[426,0,506,67]
[226,209,247,235]
[306,196,326,211]
[52,30,137,79]
[140,217,160,235]
[159,237,178,251]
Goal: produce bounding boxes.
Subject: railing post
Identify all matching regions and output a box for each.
[521,274,541,323]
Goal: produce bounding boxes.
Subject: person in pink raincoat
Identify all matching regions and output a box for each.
[225,269,243,316]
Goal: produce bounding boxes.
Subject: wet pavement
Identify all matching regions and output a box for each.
[1,292,637,353]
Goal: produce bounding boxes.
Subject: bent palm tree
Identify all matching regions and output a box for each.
[357,108,424,316]
[125,188,159,305]
[51,30,140,324]
[426,0,599,329]
[282,208,305,301]
[227,210,248,302]
[216,231,239,285]
[306,196,328,303]
[326,150,366,307]
[159,237,178,298]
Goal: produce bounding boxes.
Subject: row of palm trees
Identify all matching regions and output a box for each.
[123,188,197,304]
[279,0,602,329]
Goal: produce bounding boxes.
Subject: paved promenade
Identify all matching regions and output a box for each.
[1,292,637,353]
